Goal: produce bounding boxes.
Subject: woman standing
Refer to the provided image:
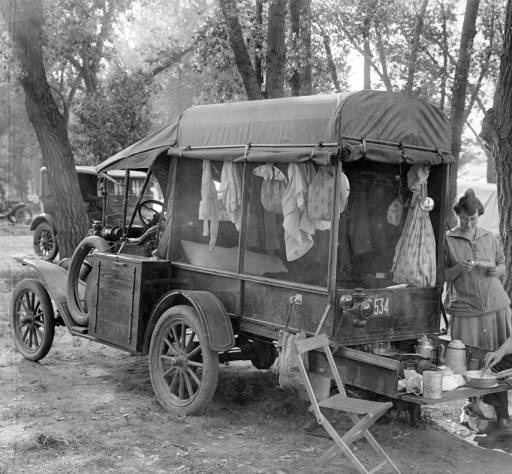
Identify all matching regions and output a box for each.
[445,188,511,349]
[445,188,512,428]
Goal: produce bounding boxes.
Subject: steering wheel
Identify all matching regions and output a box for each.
[138,200,164,228]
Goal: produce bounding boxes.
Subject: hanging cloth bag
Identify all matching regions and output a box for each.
[308,166,350,221]
[254,164,287,215]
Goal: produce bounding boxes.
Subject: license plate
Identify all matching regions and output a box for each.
[372,296,390,316]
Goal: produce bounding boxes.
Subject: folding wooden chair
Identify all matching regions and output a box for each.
[295,333,401,474]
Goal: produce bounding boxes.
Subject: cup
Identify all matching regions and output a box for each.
[423,371,443,399]
[468,358,480,371]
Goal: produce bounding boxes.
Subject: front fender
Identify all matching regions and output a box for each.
[143,290,235,354]
[20,257,79,330]
[30,213,58,233]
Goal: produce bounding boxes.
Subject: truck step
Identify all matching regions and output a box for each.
[71,326,88,335]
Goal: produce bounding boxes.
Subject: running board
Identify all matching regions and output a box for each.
[71,326,88,335]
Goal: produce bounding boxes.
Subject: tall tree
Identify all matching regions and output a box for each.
[289,0,312,96]
[266,0,287,98]
[405,0,429,94]
[218,0,263,100]
[448,0,480,225]
[2,0,88,257]
[299,0,312,95]
[481,0,512,294]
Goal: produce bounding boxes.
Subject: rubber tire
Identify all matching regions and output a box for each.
[14,206,32,224]
[67,235,110,327]
[33,222,59,261]
[149,305,219,415]
[10,279,55,361]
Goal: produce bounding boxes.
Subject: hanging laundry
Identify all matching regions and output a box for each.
[199,160,222,251]
[282,163,315,261]
[219,162,243,230]
[308,166,350,225]
[391,165,436,287]
[253,164,287,215]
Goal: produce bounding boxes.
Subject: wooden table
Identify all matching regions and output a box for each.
[400,382,511,405]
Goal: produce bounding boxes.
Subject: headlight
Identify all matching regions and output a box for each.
[359,299,373,318]
[340,294,354,310]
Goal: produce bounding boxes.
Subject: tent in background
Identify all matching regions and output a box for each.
[457,181,499,235]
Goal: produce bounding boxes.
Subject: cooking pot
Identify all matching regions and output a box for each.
[464,368,512,388]
[440,340,471,374]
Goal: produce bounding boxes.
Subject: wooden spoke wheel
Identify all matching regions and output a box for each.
[10,279,55,361]
[149,305,219,415]
[14,206,32,225]
[33,222,58,261]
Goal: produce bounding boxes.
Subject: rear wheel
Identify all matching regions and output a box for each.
[149,305,219,415]
[33,222,58,261]
[10,279,55,361]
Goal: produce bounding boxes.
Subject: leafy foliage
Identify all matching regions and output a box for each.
[72,70,153,164]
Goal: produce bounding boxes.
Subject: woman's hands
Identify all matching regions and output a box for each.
[484,347,505,369]
[485,266,499,277]
[458,259,475,274]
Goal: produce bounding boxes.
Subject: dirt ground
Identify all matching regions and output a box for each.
[1,222,512,474]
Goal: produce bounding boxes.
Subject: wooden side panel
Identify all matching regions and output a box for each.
[89,254,172,351]
[242,281,329,338]
[171,267,240,314]
[334,287,441,345]
[90,259,137,347]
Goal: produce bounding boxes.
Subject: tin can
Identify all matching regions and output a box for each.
[423,371,443,399]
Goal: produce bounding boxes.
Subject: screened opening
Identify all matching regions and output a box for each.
[338,160,443,289]
[170,158,241,272]
[243,162,331,286]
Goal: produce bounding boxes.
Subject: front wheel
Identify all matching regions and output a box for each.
[149,305,219,415]
[10,279,55,361]
[12,206,32,225]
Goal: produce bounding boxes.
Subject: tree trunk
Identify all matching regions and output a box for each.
[299,0,312,96]
[218,0,263,100]
[448,0,480,228]
[374,22,393,91]
[362,16,371,89]
[484,146,497,183]
[405,0,429,95]
[255,0,264,89]
[266,0,287,98]
[321,29,341,92]
[481,0,512,294]
[440,0,448,111]
[4,0,88,257]
[289,0,301,96]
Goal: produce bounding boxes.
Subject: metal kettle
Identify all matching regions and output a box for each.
[441,339,471,374]
[415,335,434,359]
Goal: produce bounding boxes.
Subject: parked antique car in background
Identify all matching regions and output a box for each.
[30,166,158,260]
[11,90,510,420]
[0,180,32,224]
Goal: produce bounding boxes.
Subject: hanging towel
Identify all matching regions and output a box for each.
[199,160,221,251]
[219,162,243,230]
[282,163,315,261]
[391,165,436,287]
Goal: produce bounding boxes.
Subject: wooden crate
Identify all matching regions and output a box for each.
[88,253,171,351]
